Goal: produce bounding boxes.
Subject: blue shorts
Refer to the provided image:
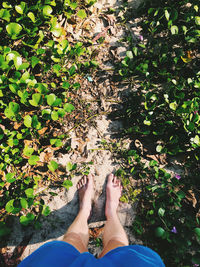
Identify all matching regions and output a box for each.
[18,240,165,266]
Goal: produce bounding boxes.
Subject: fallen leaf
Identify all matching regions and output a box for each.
[92,26,110,42]
[89,226,104,238]
[185,190,197,208]
[14,122,22,130]
[38,127,48,135]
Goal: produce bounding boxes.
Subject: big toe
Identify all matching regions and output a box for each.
[87,174,94,186]
[107,173,114,185]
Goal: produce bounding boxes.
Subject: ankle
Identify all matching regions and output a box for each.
[105,210,118,220]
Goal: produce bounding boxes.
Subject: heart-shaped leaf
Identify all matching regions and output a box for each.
[46,93,56,106]
[5,199,15,213]
[29,93,42,107]
[25,188,34,198]
[20,213,35,226]
[48,160,59,172]
[63,180,73,190]
[6,173,16,183]
[0,9,11,22]
[31,56,39,68]
[28,155,39,165]
[50,139,63,147]
[24,115,32,128]
[27,12,36,23]
[23,146,34,157]
[51,110,58,120]
[77,9,87,19]
[6,23,22,36]
[64,103,75,113]
[43,5,53,16]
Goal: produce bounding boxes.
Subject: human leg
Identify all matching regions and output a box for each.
[98,174,129,258]
[63,174,94,253]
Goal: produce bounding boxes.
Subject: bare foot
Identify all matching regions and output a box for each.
[105,173,122,219]
[77,174,94,219]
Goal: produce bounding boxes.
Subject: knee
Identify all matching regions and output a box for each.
[63,232,87,253]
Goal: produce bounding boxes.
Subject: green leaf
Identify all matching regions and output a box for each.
[68,65,76,76]
[58,108,66,118]
[70,2,78,9]
[169,102,177,111]
[42,108,51,119]
[13,56,22,70]
[64,103,75,113]
[0,128,4,140]
[126,51,133,59]
[20,198,28,209]
[62,82,70,89]
[24,115,32,128]
[20,213,35,226]
[46,93,56,106]
[42,205,51,216]
[194,135,200,145]
[51,110,58,120]
[5,102,20,120]
[194,228,200,240]
[165,9,170,21]
[0,8,11,22]
[28,155,39,165]
[27,12,36,23]
[2,2,12,8]
[5,199,14,213]
[18,62,29,71]
[10,102,20,113]
[43,5,53,16]
[50,19,62,37]
[143,120,151,126]
[6,23,22,36]
[158,208,165,217]
[9,84,17,94]
[25,188,34,198]
[171,25,178,35]
[20,71,30,83]
[66,162,76,171]
[15,5,23,14]
[156,145,163,153]
[23,146,34,157]
[29,93,42,107]
[6,173,16,183]
[31,56,39,68]
[77,9,87,19]
[62,180,73,190]
[50,138,63,147]
[155,227,165,237]
[48,160,58,172]
[195,16,200,25]
[53,64,61,73]
[32,115,41,129]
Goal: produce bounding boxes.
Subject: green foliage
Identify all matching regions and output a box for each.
[48,160,59,172]
[119,1,200,265]
[120,0,200,158]
[115,148,200,266]
[0,0,97,235]
[62,179,73,190]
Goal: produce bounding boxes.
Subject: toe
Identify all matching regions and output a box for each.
[87,174,93,185]
[83,175,87,185]
[107,173,114,184]
[113,176,117,184]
